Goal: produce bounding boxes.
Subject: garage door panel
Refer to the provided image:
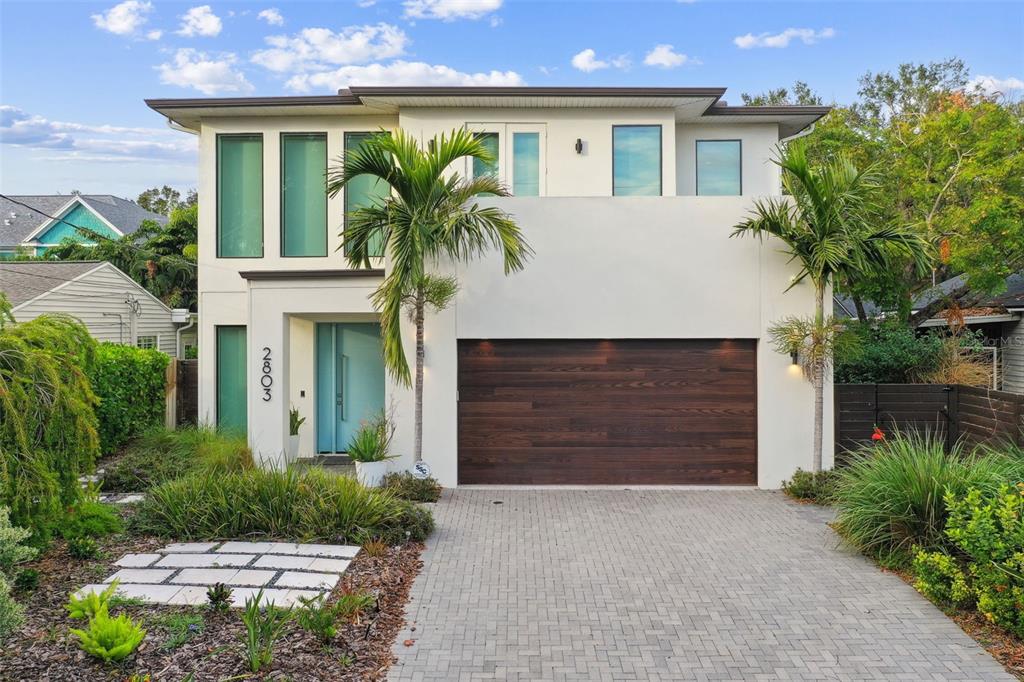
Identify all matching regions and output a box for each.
[457,339,757,485]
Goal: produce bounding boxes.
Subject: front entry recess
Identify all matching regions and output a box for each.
[316,323,385,453]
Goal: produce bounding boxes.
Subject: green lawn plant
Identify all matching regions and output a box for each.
[0,506,37,573]
[59,499,123,540]
[297,591,376,644]
[781,468,839,504]
[151,611,204,650]
[240,589,292,673]
[70,610,146,663]
[0,574,23,644]
[289,406,306,437]
[66,581,121,620]
[206,582,233,613]
[345,411,396,464]
[382,471,442,502]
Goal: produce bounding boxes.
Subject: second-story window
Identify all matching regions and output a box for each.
[217,134,263,258]
[344,132,390,257]
[511,132,540,196]
[696,140,742,196]
[613,125,662,196]
[467,124,545,196]
[281,133,327,257]
[472,132,500,182]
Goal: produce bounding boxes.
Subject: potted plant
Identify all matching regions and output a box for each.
[347,411,395,487]
[287,406,305,463]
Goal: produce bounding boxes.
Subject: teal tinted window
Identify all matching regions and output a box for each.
[472,132,500,181]
[217,134,263,257]
[344,132,390,258]
[512,132,540,196]
[281,133,327,257]
[613,126,662,196]
[216,326,247,433]
[696,140,742,196]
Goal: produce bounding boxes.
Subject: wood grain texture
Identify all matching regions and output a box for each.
[457,339,757,484]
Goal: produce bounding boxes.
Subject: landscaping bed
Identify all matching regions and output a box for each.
[0,531,424,681]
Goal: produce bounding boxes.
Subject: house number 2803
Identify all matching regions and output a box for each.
[261,347,273,401]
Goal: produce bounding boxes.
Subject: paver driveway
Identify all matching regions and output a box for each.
[390,489,1011,681]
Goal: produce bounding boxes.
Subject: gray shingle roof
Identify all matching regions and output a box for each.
[0,195,167,247]
[0,261,105,306]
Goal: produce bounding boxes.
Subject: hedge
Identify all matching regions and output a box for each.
[88,343,169,454]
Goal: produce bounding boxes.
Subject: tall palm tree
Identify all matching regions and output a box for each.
[327,128,532,463]
[733,141,931,472]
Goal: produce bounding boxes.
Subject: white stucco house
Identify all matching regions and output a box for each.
[147,86,833,488]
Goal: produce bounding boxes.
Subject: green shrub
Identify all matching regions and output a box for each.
[67,536,100,560]
[67,581,120,620]
[913,550,972,606]
[0,574,24,644]
[371,499,435,545]
[382,471,442,502]
[0,506,37,574]
[781,469,838,504]
[70,610,146,662]
[134,467,418,542]
[88,343,169,455]
[59,500,123,540]
[345,412,395,463]
[102,427,252,493]
[296,593,341,643]
[240,589,292,673]
[0,315,100,538]
[206,583,233,613]
[832,432,1024,566]
[13,568,39,592]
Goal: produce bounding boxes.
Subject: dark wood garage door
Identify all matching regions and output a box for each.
[457,339,757,485]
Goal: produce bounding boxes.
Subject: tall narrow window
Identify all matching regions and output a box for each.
[281,133,327,257]
[613,125,662,196]
[696,140,742,196]
[511,132,540,196]
[216,326,247,433]
[472,132,500,181]
[217,134,263,257]
[344,132,390,257]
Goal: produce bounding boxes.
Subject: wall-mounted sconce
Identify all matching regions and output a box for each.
[575,138,584,154]
[790,350,800,365]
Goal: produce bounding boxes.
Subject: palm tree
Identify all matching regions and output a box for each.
[732,141,931,472]
[327,128,532,463]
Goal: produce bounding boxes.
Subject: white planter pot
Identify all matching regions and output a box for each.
[355,460,388,487]
[286,435,300,464]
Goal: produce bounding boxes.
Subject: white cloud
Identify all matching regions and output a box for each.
[0,105,196,163]
[571,48,629,73]
[967,74,1024,96]
[251,23,408,73]
[91,1,154,37]
[157,49,253,95]
[177,5,223,37]
[285,60,523,92]
[145,29,162,40]
[403,0,502,21]
[358,0,377,6]
[258,8,284,26]
[643,44,697,68]
[733,27,835,49]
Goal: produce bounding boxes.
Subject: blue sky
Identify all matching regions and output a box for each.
[1,0,1021,197]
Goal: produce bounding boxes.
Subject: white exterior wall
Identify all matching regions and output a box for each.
[13,264,180,356]
[676,123,781,196]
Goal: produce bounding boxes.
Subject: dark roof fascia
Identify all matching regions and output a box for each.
[702,105,833,117]
[239,269,384,281]
[347,86,727,99]
[145,94,362,112]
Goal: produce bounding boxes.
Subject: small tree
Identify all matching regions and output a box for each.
[327,128,532,463]
[733,142,930,472]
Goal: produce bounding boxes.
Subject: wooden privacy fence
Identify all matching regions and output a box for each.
[835,384,1024,460]
[164,358,199,428]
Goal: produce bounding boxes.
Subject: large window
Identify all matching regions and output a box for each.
[344,132,390,257]
[281,133,327,257]
[217,134,263,258]
[216,326,247,433]
[613,125,662,196]
[472,132,500,182]
[696,140,742,196]
[511,132,540,196]
[466,124,545,196]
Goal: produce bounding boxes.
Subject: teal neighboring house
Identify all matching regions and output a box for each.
[0,194,166,258]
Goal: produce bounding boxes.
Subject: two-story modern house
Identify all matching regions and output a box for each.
[147,86,833,488]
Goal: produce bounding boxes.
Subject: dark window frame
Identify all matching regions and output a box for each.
[216,133,264,259]
[611,124,663,197]
[695,138,743,196]
[280,131,329,258]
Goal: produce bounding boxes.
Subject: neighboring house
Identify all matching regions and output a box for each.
[148,86,831,488]
[834,274,1024,393]
[1,260,190,357]
[0,194,167,257]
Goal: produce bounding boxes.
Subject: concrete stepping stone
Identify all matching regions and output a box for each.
[115,553,161,568]
[252,555,316,570]
[232,569,277,587]
[265,542,360,558]
[217,541,275,554]
[105,569,175,584]
[308,558,351,573]
[78,583,182,604]
[171,568,243,585]
[274,571,340,590]
[155,553,256,568]
[160,542,220,553]
[229,587,294,608]
[167,586,211,606]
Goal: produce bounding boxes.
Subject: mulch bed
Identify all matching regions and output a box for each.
[0,534,424,681]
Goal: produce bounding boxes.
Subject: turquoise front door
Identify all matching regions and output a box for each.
[315,323,386,453]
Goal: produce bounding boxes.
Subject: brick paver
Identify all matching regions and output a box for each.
[390,489,1011,681]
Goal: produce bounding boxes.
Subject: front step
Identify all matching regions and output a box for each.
[296,454,352,466]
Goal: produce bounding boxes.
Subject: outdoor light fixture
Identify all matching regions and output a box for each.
[790,350,799,365]
[575,138,584,154]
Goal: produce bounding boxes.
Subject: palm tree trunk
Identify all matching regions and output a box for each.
[853,295,867,323]
[414,288,425,463]
[813,283,825,473]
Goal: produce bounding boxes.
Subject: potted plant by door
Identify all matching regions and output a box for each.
[346,411,395,487]
[287,406,305,464]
